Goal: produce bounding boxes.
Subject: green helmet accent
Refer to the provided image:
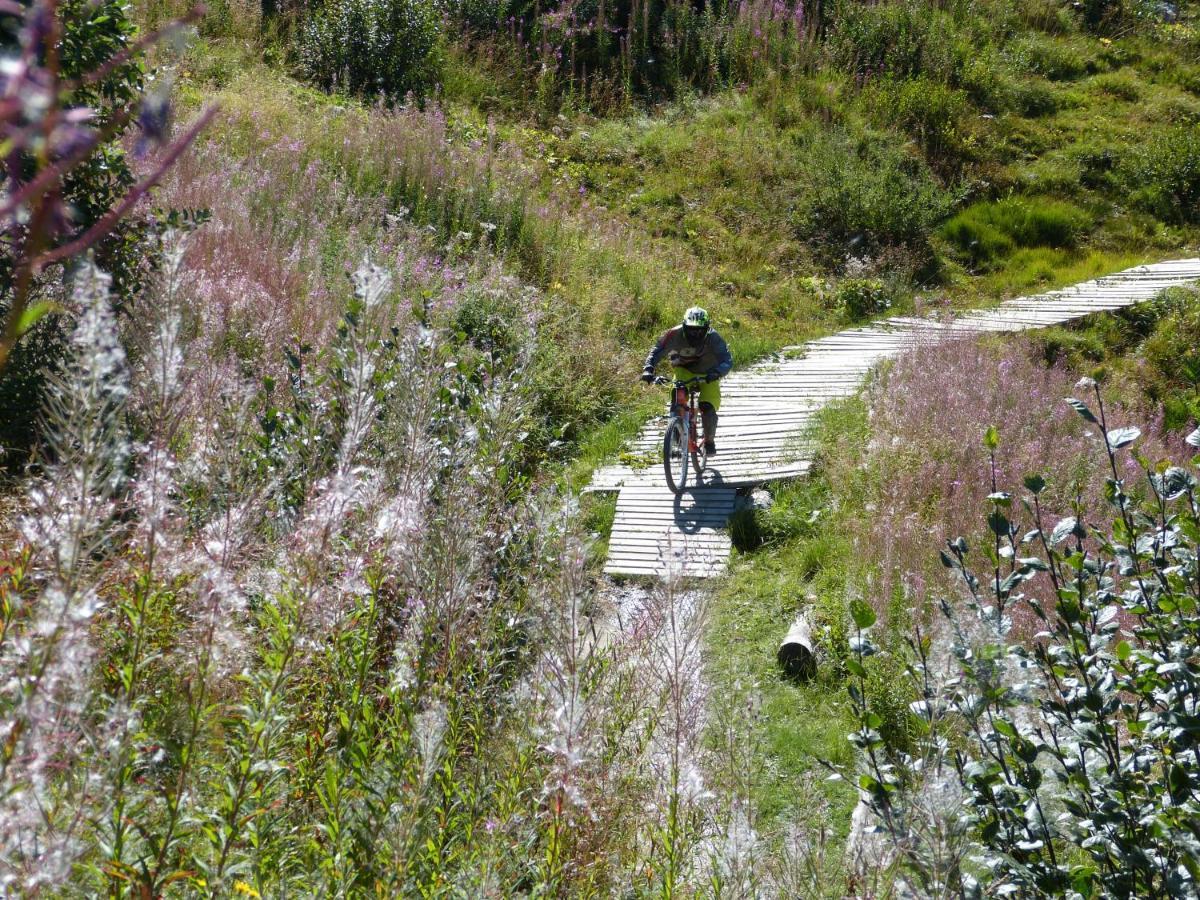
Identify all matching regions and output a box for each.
[683,306,710,328]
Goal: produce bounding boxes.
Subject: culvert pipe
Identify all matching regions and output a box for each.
[778,613,816,681]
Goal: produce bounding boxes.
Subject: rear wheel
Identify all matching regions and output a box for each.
[663,417,689,494]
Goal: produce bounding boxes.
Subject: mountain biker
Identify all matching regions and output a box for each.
[641,306,733,454]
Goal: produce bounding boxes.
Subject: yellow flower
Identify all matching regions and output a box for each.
[233,882,261,898]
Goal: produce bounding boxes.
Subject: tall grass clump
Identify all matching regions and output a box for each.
[840,395,1200,897]
[941,196,1093,270]
[298,0,442,98]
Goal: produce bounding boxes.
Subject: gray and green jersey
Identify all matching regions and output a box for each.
[644,326,733,377]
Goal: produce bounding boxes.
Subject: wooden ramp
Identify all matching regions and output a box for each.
[593,259,1200,579]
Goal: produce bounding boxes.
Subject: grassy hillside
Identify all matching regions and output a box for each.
[159,0,1199,458]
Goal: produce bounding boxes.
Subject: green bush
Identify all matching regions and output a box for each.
[1075,146,1119,189]
[940,196,1092,269]
[844,400,1200,897]
[1139,287,1200,429]
[447,0,511,30]
[831,277,892,321]
[1011,76,1061,116]
[961,54,1061,117]
[1007,32,1092,81]
[868,76,974,167]
[299,0,441,99]
[1125,125,1200,225]
[793,130,958,264]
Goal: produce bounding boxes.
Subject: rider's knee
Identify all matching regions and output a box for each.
[699,401,716,413]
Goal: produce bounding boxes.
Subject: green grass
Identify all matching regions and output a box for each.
[941,196,1093,270]
[705,399,877,837]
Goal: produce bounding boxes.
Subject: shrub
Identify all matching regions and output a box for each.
[299,0,442,99]
[1138,287,1200,429]
[1076,145,1120,188]
[1010,76,1060,116]
[448,0,510,30]
[793,130,958,265]
[940,196,1092,269]
[843,392,1200,897]
[961,56,1060,117]
[826,0,965,84]
[867,76,975,169]
[1125,125,1200,225]
[831,277,892,321]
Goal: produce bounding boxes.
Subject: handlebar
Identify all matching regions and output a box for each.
[650,374,705,387]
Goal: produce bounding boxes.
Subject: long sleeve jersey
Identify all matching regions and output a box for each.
[644,326,733,378]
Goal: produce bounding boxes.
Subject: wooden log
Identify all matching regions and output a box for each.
[778,613,817,681]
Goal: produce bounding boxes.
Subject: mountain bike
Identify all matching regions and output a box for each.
[653,375,708,494]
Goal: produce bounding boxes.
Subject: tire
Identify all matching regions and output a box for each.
[663,417,689,494]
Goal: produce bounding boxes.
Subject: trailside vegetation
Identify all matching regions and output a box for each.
[843,391,1200,897]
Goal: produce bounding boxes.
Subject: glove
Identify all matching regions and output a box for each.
[640,368,655,383]
[705,370,720,383]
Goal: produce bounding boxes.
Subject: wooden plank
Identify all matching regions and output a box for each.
[606,551,729,564]
[611,505,735,516]
[607,543,731,555]
[608,526,732,539]
[609,541,731,553]
[608,528,732,539]
[607,543,731,556]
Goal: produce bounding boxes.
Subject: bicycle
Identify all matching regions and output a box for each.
[652,375,709,494]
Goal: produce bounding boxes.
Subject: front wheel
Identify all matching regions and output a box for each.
[663,417,689,494]
[692,439,707,480]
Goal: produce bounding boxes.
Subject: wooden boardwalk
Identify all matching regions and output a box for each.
[591,258,1200,578]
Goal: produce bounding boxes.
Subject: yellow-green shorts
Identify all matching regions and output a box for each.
[672,367,721,411]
